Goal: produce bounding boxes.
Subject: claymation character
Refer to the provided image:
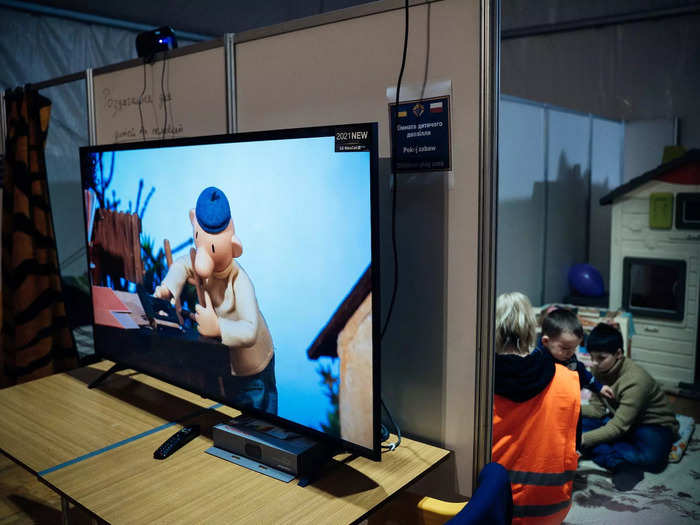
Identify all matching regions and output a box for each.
[154,186,277,413]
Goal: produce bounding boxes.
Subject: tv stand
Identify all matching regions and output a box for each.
[297,448,344,487]
[88,363,127,388]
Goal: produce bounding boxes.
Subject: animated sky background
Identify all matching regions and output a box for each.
[98,136,372,436]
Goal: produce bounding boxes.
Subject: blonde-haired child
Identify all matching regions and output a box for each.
[495,291,537,355]
[493,291,580,524]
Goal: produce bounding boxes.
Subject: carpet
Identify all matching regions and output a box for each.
[564,435,700,524]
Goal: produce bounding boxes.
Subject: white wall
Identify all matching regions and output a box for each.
[590,118,624,286]
[497,99,545,303]
[544,110,591,303]
[623,118,677,183]
[497,97,624,306]
[236,0,481,496]
[42,81,89,277]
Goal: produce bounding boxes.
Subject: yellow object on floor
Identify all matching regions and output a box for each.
[367,491,468,525]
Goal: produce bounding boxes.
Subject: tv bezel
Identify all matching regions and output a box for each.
[79,123,382,461]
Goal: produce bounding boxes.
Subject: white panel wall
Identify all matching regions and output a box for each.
[497,99,546,304]
[544,110,590,304]
[236,0,480,496]
[498,99,624,307]
[93,46,227,145]
[44,81,89,277]
[590,118,624,288]
[623,118,676,183]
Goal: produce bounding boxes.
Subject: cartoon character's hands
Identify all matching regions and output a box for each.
[600,385,615,399]
[195,291,221,338]
[153,284,173,301]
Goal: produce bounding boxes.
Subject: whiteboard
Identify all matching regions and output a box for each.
[93,46,227,145]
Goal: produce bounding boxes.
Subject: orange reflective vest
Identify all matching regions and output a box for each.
[493,363,580,525]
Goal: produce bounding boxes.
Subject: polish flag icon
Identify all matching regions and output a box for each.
[429,101,443,113]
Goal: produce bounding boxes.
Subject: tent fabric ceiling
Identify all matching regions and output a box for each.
[12,1,700,40]
[14,0,375,38]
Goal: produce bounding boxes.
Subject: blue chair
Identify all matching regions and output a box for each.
[368,462,512,525]
[446,462,512,524]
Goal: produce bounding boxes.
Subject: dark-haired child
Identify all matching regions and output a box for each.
[534,308,615,400]
[581,323,679,491]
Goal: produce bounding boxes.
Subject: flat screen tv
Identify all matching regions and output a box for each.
[79,123,381,460]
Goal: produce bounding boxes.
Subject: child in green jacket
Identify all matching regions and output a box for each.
[581,323,679,491]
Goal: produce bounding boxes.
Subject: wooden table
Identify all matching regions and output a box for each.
[0,361,450,524]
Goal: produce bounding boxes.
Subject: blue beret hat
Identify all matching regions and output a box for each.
[196,187,231,233]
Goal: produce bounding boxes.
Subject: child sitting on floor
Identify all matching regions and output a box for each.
[534,308,615,399]
[581,323,680,491]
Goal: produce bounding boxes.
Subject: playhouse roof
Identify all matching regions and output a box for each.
[600,149,700,206]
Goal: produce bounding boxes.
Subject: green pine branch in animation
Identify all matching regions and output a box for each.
[317,361,340,436]
[86,151,192,291]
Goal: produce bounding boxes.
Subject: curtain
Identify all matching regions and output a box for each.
[1,87,77,387]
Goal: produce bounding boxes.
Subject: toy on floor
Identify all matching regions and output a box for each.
[669,414,696,463]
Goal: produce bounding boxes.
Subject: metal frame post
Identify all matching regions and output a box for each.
[224,33,237,133]
[473,0,500,486]
[86,68,96,145]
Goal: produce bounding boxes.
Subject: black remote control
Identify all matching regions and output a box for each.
[153,425,200,459]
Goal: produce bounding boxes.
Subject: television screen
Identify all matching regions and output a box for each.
[79,124,380,460]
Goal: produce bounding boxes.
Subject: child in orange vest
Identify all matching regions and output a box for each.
[493,292,580,525]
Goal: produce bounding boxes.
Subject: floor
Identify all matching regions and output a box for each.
[566,444,700,524]
[565,393,700,525]
[0,454,93,524]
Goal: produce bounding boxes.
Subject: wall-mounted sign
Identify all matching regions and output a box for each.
[388,95,451,172]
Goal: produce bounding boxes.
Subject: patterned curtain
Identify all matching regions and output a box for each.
[1,87,77,387]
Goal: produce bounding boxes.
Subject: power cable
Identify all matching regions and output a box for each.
[138,60,147,141]
[381,0,409,340]
[161,54,168,140]
[380,0,409,453]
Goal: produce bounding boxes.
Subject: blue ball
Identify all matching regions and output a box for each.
[568,264,605,297]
